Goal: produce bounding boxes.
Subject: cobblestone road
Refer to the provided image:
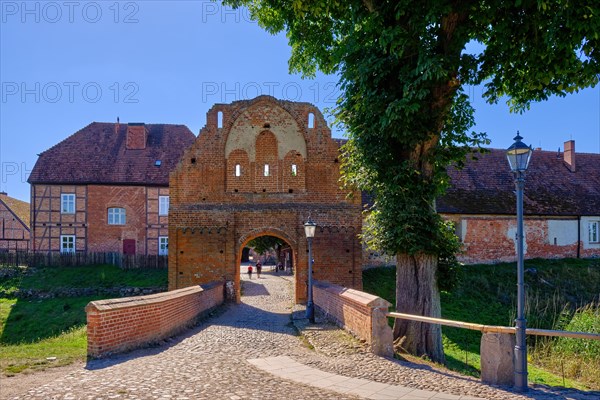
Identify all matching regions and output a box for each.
[3,271,598,400]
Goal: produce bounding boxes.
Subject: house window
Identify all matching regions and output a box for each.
[159,196,169,216]
[108,208,126,225]
[291,164,297,176]
[264,164,270,177]
[590,221,600,243]
[159,236,168,256]
[60,235,75,253]
[61,194,75,214]
[235,164,241,177]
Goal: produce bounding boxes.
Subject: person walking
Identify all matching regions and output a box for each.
[256,261,262,279]
[247,264,253,279]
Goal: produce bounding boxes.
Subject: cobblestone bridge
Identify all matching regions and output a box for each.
[3,270,598,400]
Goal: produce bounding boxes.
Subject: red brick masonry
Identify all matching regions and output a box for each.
[86,281,224,357]
[313,280,393,357]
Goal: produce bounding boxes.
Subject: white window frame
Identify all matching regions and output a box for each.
[108,207,126,225]
[60,235,75,253]
[590,221,600,244]
[159,196,169,216]
[61,193,75,214]
[159,236,168,256]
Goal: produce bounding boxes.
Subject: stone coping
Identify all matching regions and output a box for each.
[314,280,391,309]
[86,282,222,311]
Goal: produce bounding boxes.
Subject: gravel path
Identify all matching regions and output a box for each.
[2,271,598,399]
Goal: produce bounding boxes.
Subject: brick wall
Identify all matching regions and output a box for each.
[169,96,363,303]
[448,214,600,263]
[86,281,224,357]
[31,184,88,252]
[313,280,393,357]
[31,184,170,255]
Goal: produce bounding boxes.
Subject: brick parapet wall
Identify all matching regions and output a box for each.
[86,281,224,358]
[313,280,393,357]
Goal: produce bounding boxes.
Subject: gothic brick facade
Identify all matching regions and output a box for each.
[169,96,363,303]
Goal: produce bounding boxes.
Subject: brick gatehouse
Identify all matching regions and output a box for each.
[168,96,363,303]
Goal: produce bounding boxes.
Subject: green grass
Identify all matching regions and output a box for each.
[0,297,101,344]
[1,264,167,294]
[362,258,600,390]
[0,264,168,376]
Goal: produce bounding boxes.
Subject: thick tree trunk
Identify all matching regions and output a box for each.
[393,252,445,364]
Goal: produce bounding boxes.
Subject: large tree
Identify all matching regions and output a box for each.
[227,0,600,362]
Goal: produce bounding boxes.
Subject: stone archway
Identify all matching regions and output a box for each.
[168,96,363,304]
[237,228,297,294]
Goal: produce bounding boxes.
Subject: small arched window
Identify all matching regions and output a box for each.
[291,164,298,176]
[308,112,315,129]
[108,208,126,225]
[264,164,270,177]
[217,111,223,128]
[235,164,241,177]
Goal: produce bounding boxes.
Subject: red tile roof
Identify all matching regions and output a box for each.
[0,193,30,229]
[439,148,600,216]
[29,122,196,186]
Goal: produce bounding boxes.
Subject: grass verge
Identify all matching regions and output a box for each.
[362,258,600,390]
[0,264,168,376]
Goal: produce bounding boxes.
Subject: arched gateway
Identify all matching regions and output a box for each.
[168,96,362,303]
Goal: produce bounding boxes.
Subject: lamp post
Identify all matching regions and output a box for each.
[506,131,533,392]
[304,217,317,323]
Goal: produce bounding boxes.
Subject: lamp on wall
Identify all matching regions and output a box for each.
[304,217,317,323]
[506,131,533,392]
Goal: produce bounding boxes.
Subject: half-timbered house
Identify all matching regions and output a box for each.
[28,122,195,255]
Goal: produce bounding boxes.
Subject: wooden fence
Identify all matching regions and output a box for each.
[0,251,168,269]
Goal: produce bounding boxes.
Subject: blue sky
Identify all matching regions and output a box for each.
[1,1,599,202]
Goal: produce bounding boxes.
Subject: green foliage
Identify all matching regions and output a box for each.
[225,0,599,258]
[247,236,284,255]
[555,303,600,357]
[531,303,600,389]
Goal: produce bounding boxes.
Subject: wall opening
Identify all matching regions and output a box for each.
[217,111,223,128]
[308,112,315,129]
[238,233,295,300]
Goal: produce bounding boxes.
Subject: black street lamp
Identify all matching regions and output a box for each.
[304,217,317,323]
[506,131,533,392]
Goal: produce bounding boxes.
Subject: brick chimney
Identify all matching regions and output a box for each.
[564,140,576,172]
[126,123,147,150]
